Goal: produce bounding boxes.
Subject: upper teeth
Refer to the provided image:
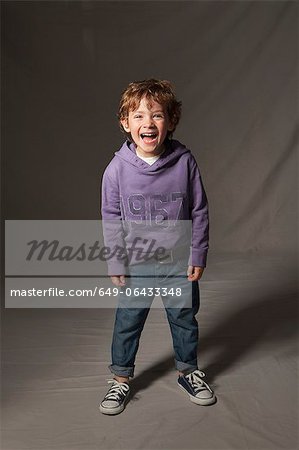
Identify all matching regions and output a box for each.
[142,133,156,137]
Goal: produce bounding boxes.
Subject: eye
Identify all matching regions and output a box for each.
[153,113,164,119]
[134,114,142,119]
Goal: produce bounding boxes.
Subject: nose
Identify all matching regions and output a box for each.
[143,115,155,128]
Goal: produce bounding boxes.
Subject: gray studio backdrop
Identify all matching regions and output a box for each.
[3,0,297,257]
[2,3,298,450]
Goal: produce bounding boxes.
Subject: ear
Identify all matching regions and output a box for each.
[121,118,130,132]
[168,120,175,132]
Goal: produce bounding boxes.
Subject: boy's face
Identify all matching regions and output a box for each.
[121,97,174,157]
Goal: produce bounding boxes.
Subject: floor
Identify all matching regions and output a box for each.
[1,253,298,450]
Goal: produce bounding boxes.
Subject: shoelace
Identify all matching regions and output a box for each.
[104,379,130,401]
[185,370,213,394]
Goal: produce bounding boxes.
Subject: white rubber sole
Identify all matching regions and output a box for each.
[99,395,129,415]
[178,383,216,406]
[99,403,124,415]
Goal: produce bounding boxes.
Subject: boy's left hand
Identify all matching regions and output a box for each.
[187,266,204,282]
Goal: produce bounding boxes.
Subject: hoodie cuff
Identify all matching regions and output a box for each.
[188,247,208,268]
[106,260,127,276]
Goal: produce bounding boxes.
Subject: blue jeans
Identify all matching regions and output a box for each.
[109,257,200,378]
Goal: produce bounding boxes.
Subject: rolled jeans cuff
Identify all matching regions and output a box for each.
[175,359,198,373]
[109,364,135,378]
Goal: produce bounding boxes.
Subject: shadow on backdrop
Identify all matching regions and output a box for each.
[130,284,298,399]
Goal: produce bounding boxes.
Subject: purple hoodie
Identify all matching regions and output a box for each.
[101,139,209,275]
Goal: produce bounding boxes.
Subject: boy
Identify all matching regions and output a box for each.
[100,79,216,415]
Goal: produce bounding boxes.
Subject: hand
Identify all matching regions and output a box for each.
[187,266,204,282]
[110,275,126,287]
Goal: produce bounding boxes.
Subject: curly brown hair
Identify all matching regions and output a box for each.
[118,78,182,140]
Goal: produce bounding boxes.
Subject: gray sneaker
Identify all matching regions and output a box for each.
[99,379,130,415]
[178,369,216,406]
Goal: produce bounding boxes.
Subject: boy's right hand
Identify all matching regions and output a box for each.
[110,275,126,287]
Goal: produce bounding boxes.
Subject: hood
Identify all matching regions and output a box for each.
[114,139,190,173]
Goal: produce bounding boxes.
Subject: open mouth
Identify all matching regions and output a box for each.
[140,132,158,143]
